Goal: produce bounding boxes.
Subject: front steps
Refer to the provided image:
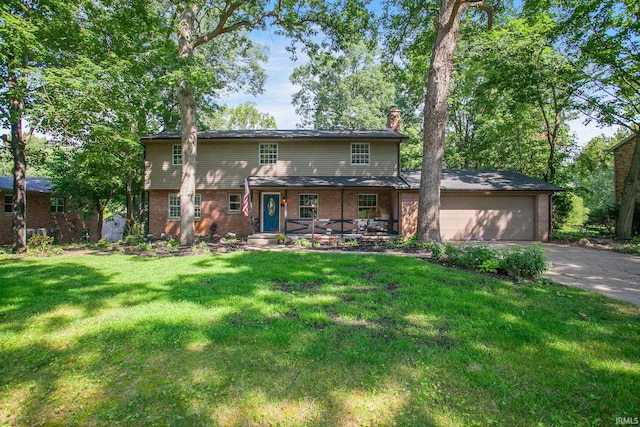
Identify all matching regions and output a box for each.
[246,233,280,246]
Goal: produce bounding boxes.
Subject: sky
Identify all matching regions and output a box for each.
[220,29,619,147]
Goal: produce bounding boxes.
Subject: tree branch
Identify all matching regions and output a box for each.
[464,0,494,29]
[192,1,278,49]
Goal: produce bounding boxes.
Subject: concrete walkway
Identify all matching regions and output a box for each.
[541,243,640,306]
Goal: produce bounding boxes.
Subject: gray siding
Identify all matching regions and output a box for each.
[145,139,399,190]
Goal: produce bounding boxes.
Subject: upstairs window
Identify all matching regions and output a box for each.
[351,143,370,165]
[358,194,377,219]
[259,143,278,164]
[168,194,201,219]
[50,197,65,214]
[4,194,12,214]
[299,194,318,218]
[172,144,182,166]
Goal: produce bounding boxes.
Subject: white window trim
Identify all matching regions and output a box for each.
[299,194,319,219]
[358,194,378,219]
[172,144,182,166]
[168,193,201,220]
[228,193,242,213]
[168,194,180,219]
[259,143,278,165]
[351,143,370,166]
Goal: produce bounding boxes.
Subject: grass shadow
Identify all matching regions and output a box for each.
[1,251,639,425]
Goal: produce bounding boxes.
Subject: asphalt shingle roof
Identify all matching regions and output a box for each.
[142,129,409,142]
[247,170,561,192]
[248,175,406,188]
[0,176,52,193]
[401,169,563,192]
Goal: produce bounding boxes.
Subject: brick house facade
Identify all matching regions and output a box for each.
[143,125,561,241]
[612,133,640,233]
[613,134,640,204]
[0,177,99,245]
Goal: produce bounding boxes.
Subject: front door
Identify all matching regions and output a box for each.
[262,193,280,232]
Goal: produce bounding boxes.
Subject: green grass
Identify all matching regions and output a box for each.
[1,252,639,426]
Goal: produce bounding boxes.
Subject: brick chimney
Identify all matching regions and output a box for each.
[387,106,401,132]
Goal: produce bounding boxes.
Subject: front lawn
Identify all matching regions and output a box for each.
[1,252,638,426]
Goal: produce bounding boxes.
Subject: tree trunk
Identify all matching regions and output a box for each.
[125,178,134,236]
[96,201,105,243]
[177,4,198,246]
[417,0,467,243]
[617,132,640,238]
[8,66,27,253]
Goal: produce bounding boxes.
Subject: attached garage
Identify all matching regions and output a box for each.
[441,193,536,240]
[399,170,562,241]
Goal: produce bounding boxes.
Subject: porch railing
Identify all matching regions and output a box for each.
[285,218,399,236]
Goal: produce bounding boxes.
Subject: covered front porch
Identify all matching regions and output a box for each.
[247,175,407,237]
[285,217,398,237]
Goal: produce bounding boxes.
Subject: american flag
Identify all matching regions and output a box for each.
[242,178,250,217]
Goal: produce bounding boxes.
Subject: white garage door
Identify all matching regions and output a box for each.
[441,195,536,241]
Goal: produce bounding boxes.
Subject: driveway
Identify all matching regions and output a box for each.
[541,243,640,306]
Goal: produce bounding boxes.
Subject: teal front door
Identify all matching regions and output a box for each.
[262,193,280,232]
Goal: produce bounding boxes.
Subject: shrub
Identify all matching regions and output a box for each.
[26,235,60,257]
[444,243,498,270]
[95,238,114,251]
[478,258,500,274]
[295,238,312,247]
[122,234,145,246]
[499,245,551,280]
[422,241,445,260]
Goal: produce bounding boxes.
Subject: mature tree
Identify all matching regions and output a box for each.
[567,133,620,230]
[447,16,580,182]
[170,1,371,246]
[48,141,132,241]
[416,0,494,243]
[202,102,277,130]
[533,0,640,236]
[291,43,397,130]
[0,1,81,252]
[35,0,174,236]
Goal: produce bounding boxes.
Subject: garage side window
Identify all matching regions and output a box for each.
[358,194,377,218]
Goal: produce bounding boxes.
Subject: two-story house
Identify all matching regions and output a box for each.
[143,113,561,241]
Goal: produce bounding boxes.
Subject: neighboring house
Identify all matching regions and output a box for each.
[612,133,640,233]
[0,177,98,245]
[143,115,561,241]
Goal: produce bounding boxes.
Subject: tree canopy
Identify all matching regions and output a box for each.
[3,0,638,245]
